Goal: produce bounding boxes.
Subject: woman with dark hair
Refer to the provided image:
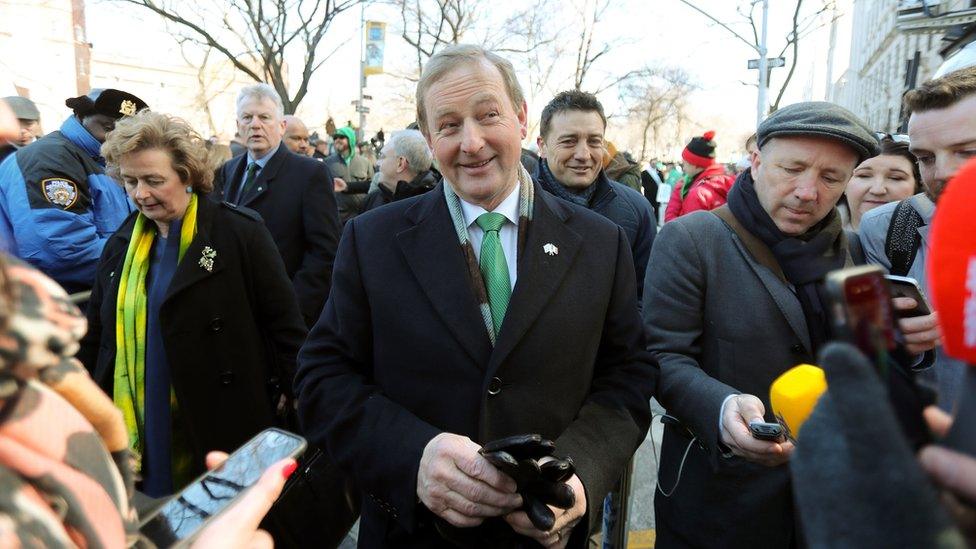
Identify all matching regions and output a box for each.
[844,134,923,229]
[79,110,305,497]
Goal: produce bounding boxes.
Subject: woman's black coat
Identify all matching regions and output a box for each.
[79,195,307,471]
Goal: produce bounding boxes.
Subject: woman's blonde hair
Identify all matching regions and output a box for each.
[101,111,214,193]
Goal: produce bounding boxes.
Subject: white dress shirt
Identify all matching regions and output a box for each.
[458,182,520,291]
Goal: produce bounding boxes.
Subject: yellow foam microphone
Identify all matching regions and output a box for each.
[770,364,827,440]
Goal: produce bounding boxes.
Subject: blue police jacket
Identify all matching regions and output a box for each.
[0,116,133,292]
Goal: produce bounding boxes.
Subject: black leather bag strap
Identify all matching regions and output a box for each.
[712,205,787,284]
[884,199,924,277]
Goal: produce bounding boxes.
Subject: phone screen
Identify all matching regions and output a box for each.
[845,272,898,359]
[831,268,898,363]
[140,428,306,545]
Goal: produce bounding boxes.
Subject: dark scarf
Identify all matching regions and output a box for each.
[726,171,848,351]
[535,159,598,207]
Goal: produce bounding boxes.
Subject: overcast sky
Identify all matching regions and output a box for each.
[84,0,853,155]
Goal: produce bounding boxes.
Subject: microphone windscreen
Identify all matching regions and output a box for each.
[769,364,826,439]
[927,158,976,364]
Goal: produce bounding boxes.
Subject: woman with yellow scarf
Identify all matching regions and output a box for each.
[79,111,305,497]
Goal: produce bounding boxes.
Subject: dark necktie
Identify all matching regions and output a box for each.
[237,162,259,204]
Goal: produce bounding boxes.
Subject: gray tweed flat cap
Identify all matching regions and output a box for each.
[2,96,39,121]
[757,101,879,161]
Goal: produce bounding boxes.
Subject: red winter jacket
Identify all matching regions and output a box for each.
[664,164,735,222]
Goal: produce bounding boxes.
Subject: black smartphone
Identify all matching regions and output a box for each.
[825,265,899,364]
[884,275,933,317]
[139,428,307,546]
[749,422,785,442]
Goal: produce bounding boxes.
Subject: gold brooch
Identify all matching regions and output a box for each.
[119,99,137,116]
[199,246,216,272]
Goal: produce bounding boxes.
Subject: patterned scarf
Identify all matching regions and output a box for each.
[726,171,847,351]
[114,193,199,468]
[443,165,534,345]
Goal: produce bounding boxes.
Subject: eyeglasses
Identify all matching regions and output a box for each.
[875,131,910,144]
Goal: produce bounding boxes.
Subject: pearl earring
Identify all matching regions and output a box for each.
[185,186,193,194]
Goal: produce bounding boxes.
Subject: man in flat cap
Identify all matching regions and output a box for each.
[0,96,42,164]
[642,101,932,546]
[0,88,147,292]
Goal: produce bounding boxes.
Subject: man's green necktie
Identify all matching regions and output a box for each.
[237,162,259,204]
[475,212,511,337]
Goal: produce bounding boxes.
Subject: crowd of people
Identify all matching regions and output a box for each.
[0,40,974,549]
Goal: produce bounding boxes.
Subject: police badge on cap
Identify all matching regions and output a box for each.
[65,89,148,120]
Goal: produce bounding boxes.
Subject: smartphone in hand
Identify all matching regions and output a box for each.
[825,265,899,364]
[749,422,785,442]
[139,428,306,546]
[884,275,932,318]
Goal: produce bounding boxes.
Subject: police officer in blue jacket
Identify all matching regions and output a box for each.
[0,89,147,293]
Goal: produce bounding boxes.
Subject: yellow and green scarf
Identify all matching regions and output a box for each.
[113,193,198,471]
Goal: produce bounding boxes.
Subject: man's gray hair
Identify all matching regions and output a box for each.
[385,130,433,173]
[415,44,525,135]
[236,83,285,119]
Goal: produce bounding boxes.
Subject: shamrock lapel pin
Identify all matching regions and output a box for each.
[199,246,216,272]
[543,243,558,256]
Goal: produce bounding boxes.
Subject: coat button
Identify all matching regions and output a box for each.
[210,317,223,332]
[219,372,235,385]
[487,377,502,395]
[790,343,804,354]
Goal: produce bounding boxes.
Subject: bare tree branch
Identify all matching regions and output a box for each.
[675,0,759,52]
[114,0,361,113]
[619,65,698,162]
[677,0,835,115]
[772,0,805,111]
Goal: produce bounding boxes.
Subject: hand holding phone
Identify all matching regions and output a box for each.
[884,275,933,318]
[189,454,297,549]
[139,428,306,546]
[749,421,785,442]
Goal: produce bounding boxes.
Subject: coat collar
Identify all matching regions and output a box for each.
[397,185,493,367]
[910,193,935,248]
[164,196,224,302]
[224,143,290,206]
[107,197,224,304]
[724,224,813,352]
[486,187,581,376]
[713,205,813,351]
[397,182,582,371]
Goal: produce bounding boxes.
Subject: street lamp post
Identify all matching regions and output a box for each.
[757,0,769,126]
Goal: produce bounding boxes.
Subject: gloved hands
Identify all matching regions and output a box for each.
[478,434,576,531]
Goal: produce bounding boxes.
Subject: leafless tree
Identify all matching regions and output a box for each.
[114,0,361,113]
[393,0,562,135]
[675,0,837,113]
[397,0,476,77]
[572,0,611,90]
[177,43,235,136]
[396,0,560,76]
[619,66,698,162]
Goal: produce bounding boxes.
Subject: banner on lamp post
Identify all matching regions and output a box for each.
[364,21,386,76]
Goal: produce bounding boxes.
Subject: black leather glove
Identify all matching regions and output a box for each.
[479,434,576,531]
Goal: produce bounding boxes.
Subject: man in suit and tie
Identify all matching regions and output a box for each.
[214,84,340,327]
[295,44,657,548]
